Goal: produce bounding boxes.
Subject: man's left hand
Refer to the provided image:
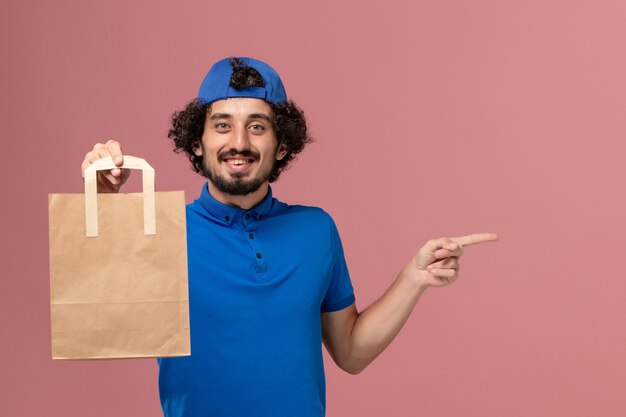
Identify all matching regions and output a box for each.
[405,233,499,289]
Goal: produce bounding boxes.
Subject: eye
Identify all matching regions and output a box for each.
[215,122,230,131]
[249,124,266,133]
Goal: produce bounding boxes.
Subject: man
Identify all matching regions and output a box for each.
[81,57,498,417]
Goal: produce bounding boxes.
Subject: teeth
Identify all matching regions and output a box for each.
[228,159,248,165]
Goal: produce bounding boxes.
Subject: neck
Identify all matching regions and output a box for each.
[206,181,269,210]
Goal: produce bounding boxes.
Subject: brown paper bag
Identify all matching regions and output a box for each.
[49,156,190,359]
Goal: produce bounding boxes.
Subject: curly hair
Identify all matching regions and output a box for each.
[168,59,312,183]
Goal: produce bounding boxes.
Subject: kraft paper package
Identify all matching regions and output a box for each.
[49,156,190,359]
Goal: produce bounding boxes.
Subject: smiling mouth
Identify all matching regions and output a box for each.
[227,159,252,165]
[223,157,255,172]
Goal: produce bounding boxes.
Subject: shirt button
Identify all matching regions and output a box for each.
[256,253,262,259]
[225,216,230,222]
[249,233,254,239]
[245,213,250,219]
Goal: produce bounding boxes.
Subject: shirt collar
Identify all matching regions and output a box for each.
[197,182,275,225]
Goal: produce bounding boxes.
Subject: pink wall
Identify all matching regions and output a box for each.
[2,0,625,415]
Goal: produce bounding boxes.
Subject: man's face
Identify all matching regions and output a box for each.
[194,97,286,196]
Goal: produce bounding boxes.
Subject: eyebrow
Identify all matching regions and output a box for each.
[208,113,272,122]
[248,113,272,122]
[209,113,233,120]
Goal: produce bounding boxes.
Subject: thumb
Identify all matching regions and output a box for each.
[414,237,458,269]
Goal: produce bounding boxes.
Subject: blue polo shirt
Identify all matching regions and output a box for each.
[158,184,355,417]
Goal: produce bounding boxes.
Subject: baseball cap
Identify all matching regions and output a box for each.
[197,57,287,105]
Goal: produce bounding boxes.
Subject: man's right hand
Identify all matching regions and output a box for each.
[81,140,131,193]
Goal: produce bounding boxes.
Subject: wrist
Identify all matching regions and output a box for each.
[398,264,430,295]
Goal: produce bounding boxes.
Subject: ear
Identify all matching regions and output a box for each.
[276,143,287,161]
[192,141,203,156]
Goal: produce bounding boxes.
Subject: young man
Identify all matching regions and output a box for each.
[81,57,498,417]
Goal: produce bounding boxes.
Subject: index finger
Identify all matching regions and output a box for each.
[105,139,124,166]
[451,233,499,247]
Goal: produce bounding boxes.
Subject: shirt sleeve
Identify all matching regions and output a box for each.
[320,213,355,313]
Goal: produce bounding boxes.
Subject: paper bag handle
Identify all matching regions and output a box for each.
[83,155,156,237]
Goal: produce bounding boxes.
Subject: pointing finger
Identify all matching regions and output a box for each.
[452,233,499,247]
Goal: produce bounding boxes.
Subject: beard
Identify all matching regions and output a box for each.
[201,146,274,196]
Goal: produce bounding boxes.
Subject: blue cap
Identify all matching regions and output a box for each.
[197,57,287,105]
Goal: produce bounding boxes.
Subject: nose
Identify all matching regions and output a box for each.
[230,124,251,151]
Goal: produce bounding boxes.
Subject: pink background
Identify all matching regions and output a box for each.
[2,0,625,416]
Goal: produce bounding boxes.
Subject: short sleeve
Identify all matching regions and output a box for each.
[320,213,355,313]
